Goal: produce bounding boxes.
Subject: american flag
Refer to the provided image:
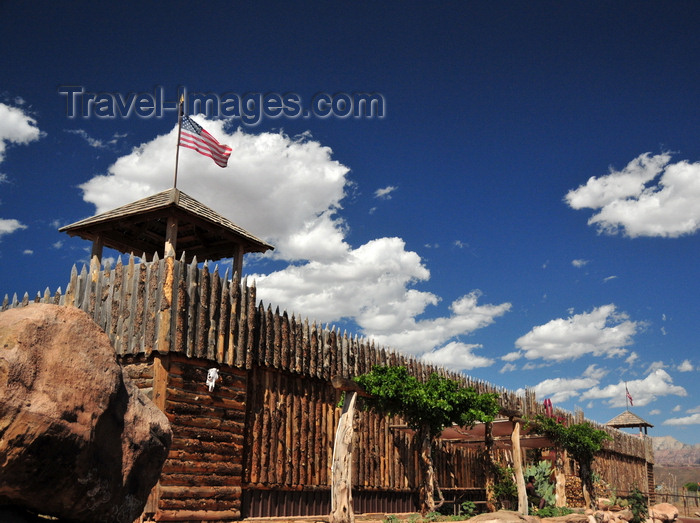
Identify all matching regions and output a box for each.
[626,385,633,406]
[179,116,232,168]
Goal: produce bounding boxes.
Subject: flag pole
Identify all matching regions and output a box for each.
[173,94,185,189]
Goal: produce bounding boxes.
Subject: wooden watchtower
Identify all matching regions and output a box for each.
[605,410,653,437]
[59,188,274,521]
[59,187,273,278]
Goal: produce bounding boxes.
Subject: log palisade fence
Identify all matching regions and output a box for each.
[2,254,654,522]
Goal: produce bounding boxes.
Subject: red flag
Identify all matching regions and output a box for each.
[626,385,633,406]
[179,115,232,168]
[544,398,553,417]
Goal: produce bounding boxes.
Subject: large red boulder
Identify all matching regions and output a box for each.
[0,304,172,523]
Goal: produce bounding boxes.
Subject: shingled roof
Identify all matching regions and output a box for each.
[60,188,273,263]
[605,410,653,429]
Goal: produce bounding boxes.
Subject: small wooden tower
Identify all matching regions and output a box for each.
[605,410,654,437]
[59,187,273,277]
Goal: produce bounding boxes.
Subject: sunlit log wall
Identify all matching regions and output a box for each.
[2,255,654,519]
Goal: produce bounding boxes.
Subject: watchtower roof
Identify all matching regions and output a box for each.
[605,410,653,429]
[59,188,273,263]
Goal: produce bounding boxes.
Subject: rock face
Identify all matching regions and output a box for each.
[649,503,679,522]
[652,436,700,466]
[0,304,172,523]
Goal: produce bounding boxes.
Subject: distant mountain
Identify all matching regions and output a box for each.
[652,436,700,466]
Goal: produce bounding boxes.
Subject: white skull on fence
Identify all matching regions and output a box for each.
[206,368,219,392]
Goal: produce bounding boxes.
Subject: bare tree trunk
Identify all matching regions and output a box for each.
[330,391,357,523]
[418,427,436,514]
[511,420,528,515]
[483,422,497,512]
[580,462,593,509]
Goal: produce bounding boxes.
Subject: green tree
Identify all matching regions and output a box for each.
[354,365,500,513]
[528,415,611,508]
[684,482,699,492]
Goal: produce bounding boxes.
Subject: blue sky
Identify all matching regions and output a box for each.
[2,2,700,444]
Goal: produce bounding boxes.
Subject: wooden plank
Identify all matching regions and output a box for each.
[275,371,285,483]
[281,311,290,371]
[159,485,242,499]
[143,256,159,356]
[260,370,271,484]
[226,277,239,367]
[236,282,247,368]
[154,509,241,521]
[195,263,210,359]
[217,272,230,363]
[155,255,174,354]
[245,284,256,369]
[292,374,302,486]
[284,372,293,486]
[208,266,221,361]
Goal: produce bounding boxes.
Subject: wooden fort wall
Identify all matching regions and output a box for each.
[2,255,654,519]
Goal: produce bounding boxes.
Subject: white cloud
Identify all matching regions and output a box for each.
[81,123,350,263]
[22,249,33,255]
[501,351,522,362]
[646,361,666,374]
[500,363,517,373]
[79,121,511,358]
[421,341,494,371]
[677,359,694,372]
[603,275,617,282]
[0,218,27,238]
[583,364,608,380]
[514,304,639,361]
[66,129,106,148]
[572,259,589,268]
[362,291,511,355]
[625,352,639,366]
[517,375,601,404]
[565,152,700,238]
[672,404,682,412]
[0,103,43,162]
[648,409,661,415]
[687,405,700,414]
[663,413,700,426]
[66,129,129,149]
[581,369,687,407]
[374,185,397,199]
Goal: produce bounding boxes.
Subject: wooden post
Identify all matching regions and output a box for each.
[164,215,178,257]
[331,390,357,523]
[145,353,170,514]
[510,419,528,515]
[233,244,244,283]
[91,235,104,264]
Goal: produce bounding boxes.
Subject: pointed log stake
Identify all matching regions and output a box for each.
[330,390,357,523]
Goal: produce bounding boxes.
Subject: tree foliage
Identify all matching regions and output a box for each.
[353,365,500,436]
[527,415,611,469]
[528,414,612,506]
